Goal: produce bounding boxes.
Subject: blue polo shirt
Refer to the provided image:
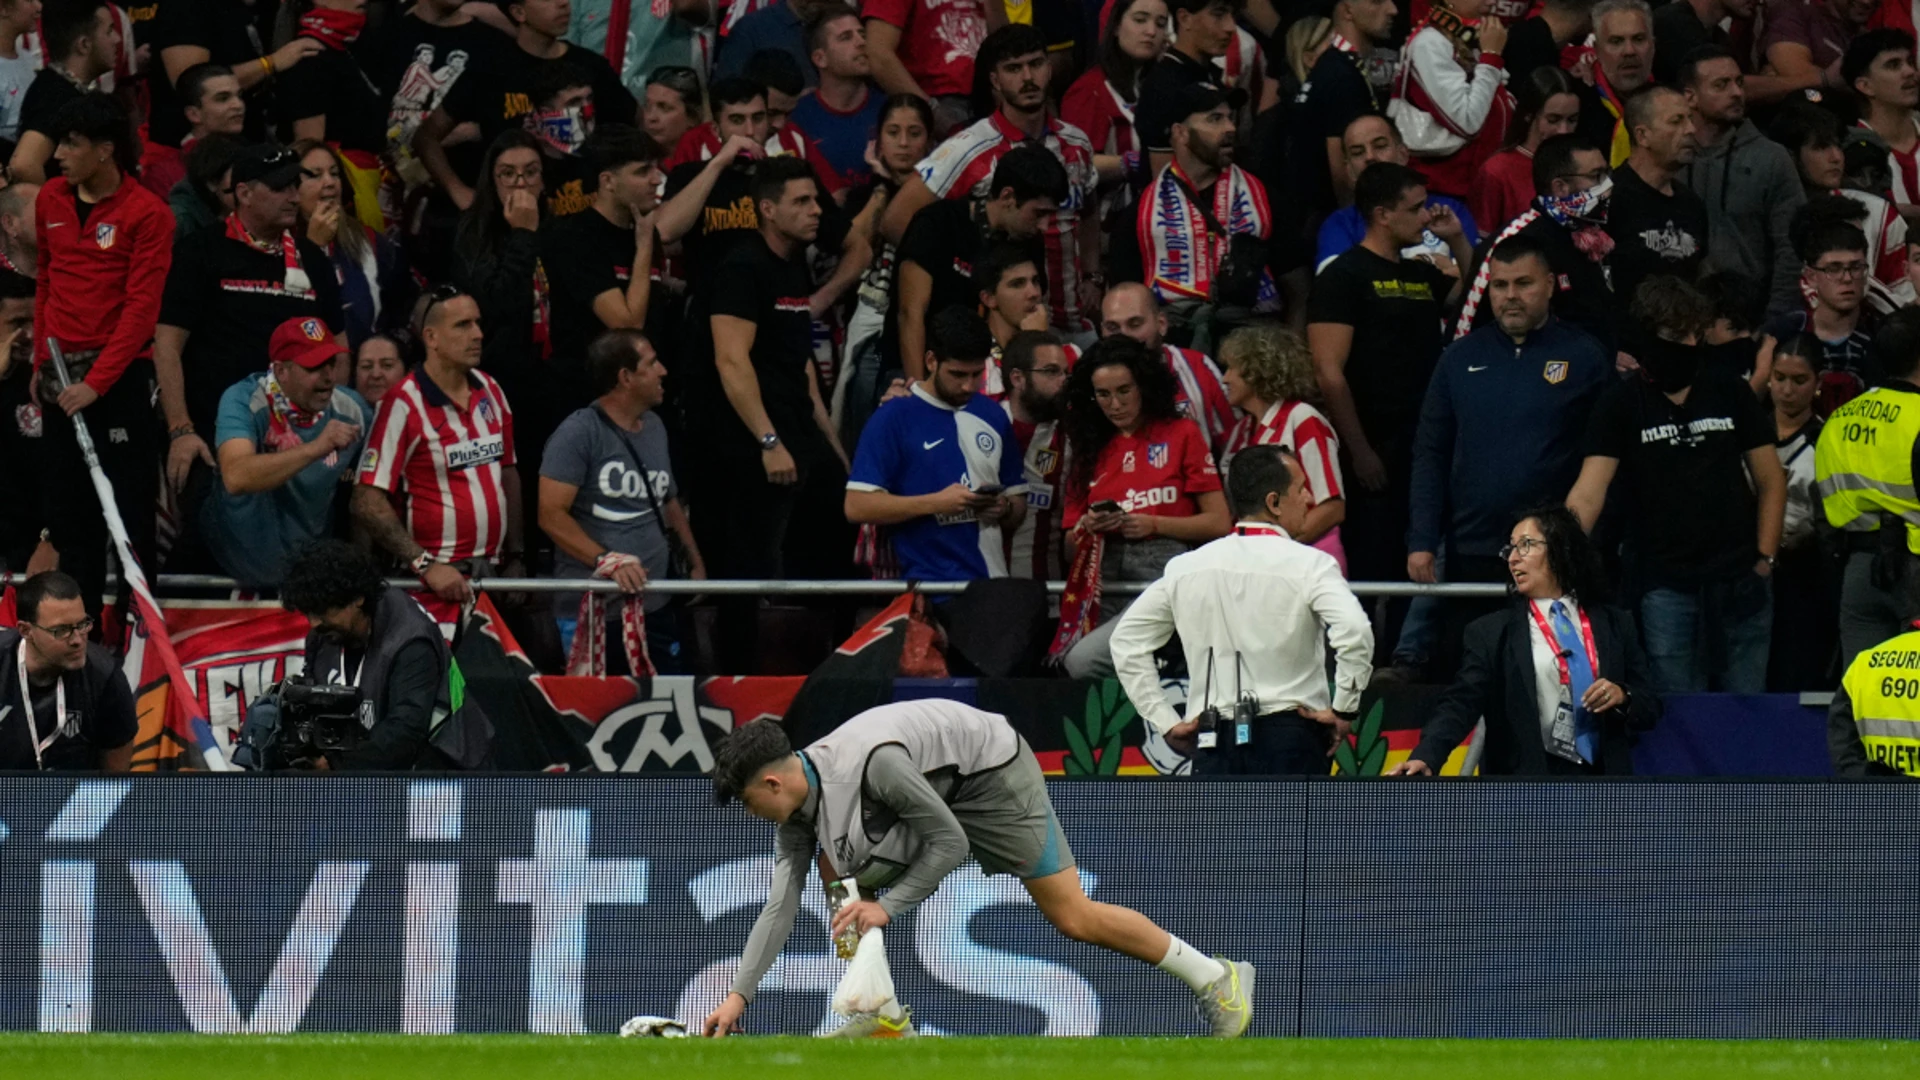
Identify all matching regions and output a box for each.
[1314,194,1478,273]
[847,384,1028,581]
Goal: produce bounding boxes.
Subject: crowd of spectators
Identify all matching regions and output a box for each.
[7,0,1920,695]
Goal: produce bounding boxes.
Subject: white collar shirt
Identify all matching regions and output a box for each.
[1109,521,1374,734]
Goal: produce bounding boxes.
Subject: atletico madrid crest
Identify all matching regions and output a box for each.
[95,223,116,249]
[1543,360,1568,385]
[1147,442,1168,469]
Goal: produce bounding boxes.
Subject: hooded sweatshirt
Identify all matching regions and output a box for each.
[1678,117,1806,316]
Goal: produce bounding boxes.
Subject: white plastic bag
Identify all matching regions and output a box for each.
[618,1015,687,1037]
[829,927,897,1017]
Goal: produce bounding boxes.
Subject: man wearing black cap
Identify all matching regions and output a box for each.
[1135,0,1241,176]
[199,316,371,587]
[1112,82,1270,310]
[154,143,346,523]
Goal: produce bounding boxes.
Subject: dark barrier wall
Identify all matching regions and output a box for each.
[1,778,1914,1037]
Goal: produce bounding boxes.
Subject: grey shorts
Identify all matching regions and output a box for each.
[953,739,1076,880]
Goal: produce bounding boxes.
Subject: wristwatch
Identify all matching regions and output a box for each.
[409,551,439,576]
[759,431,780,451]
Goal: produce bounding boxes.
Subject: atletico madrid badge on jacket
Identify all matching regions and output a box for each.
[95,223,116,249]
[1543,361,1568,385]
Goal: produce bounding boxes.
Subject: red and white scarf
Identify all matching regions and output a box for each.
[565,552,654,678]
[225,214,312,298]
[297,6,366,50]
[1048,533,1104,661]
[1139,162,1269,302]
[263,372,324,453]
[532,256,552,361]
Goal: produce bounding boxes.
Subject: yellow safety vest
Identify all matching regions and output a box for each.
[1841,629,1920,777]
[1815,386,1920,555]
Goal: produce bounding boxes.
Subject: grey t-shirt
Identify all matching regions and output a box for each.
[540,406,677,613]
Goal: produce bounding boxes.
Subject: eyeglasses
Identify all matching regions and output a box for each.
[420,283,462,325]
[1810,261,1869,280]
[493,165,542,185]
[1499,537,1547,559]
[1028,365,1069,378]
[1555,168,1610,185]
[26,617,93,641]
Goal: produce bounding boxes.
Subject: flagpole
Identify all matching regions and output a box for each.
[48,339,232,771]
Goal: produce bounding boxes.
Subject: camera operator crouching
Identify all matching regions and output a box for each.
[235,541,491,771]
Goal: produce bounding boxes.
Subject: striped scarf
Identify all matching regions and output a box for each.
[1048,533,1104,661]
[566,553,654,678]
[1141,162,1271,303]
[1453,181,1613,339]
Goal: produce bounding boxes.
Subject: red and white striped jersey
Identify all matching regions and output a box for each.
[1004,411,1066,581]
[916,110,1098,330]
[357,367,518,563]
[1221,399,1344,508]
[1864,116,1920,210]
[1064,341,1237,458]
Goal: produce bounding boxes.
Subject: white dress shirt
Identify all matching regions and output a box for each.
[1110,521,1374,734]
[1526,595,1585,752]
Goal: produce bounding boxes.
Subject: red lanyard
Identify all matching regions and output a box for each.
[1526,599,1599,687]
[1234,522,1288,539]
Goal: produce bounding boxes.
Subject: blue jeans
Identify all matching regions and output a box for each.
[1638,574,1772,694]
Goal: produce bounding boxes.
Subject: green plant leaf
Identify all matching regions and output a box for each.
[1110,700,1137,733]
[1358,698,1385,747]
[1332,740,1359,776]
[1064,756,1088,776]
[1360,738,1388,777]
[1101,678,1119,713]
[1083,688,1104,744]
[1062,717,1094,772]
[1099,729,1125,775]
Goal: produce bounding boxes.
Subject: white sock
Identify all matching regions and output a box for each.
[1156,935,1227,993]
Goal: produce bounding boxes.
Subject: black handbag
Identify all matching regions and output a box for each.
[591,406,697,583]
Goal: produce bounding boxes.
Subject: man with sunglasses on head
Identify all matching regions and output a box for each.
[156,144,346,524]
[0,571,136,772]
[355,285,523,604]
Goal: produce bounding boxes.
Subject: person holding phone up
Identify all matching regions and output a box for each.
[1054,336,1232,679]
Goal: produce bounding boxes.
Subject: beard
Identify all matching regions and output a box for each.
[1018,385,1063,422]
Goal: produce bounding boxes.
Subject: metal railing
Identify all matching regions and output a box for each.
[5,572,1514,599]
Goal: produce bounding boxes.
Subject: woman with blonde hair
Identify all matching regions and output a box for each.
[1217,323,1347,573]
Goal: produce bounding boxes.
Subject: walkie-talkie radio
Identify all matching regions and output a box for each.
[1195,650,1221,750]
[1231,656,1256,747]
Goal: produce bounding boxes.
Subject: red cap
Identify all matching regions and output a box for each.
[268,316,343,369]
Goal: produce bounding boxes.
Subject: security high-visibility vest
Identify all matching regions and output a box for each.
[1841,629,1920,777]
[1815,386,1920,555]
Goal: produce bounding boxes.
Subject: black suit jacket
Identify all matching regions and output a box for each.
[1410,601,1662,775]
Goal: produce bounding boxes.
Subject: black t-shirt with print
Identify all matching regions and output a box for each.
[360,12,510,183]
[540,150,594,219]
[1307,244,1454,442]
[1584,368,1774,585]
[159,227,345,434]
[705,233,824,458]
[440,42,637,157]
[663,157,851,303]
[276,46,389,155]
[1605,163,1710,318]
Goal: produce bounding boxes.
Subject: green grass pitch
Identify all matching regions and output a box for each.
[0,1036,1916,1079]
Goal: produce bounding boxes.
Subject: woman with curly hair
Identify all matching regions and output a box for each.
[289,139,412,354]
[1217,324,1347,573]
[1054,336,1232,675]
